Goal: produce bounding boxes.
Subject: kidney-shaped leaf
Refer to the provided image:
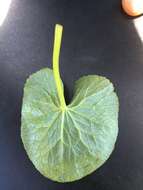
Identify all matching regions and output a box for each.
[21,68,118,182]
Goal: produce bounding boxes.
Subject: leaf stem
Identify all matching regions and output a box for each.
[53,24,67,110]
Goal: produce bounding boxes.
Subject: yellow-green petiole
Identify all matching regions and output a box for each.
[53,24,67,111]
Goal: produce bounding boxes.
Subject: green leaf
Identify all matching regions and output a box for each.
[21,69,118,182]
[21,24,119,182]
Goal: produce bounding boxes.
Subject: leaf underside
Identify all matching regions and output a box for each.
[21,68,119,182]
